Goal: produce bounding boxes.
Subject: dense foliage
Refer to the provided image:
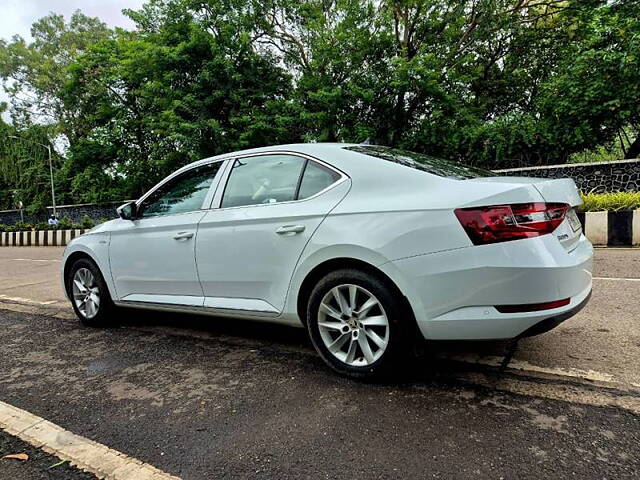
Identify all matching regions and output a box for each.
[0,0,639,212]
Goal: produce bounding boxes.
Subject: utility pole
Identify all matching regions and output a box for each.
[8,136,57,217]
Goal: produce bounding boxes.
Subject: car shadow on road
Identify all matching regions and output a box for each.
[114,307,514,385]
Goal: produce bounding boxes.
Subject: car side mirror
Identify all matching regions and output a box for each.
[117,201,137,220]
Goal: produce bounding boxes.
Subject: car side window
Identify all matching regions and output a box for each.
[139,162,221,218]
[298,161,342,200]
[221,155,306,208]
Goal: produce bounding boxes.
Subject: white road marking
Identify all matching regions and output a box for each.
[441,353,618,384]
[11,258,61,263]
[593,276,640,282]
[0,400,181,480]
[0,295,58,305]
[444,371,640,415]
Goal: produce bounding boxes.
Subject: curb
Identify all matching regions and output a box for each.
[0,400,181,480]
[578,210,640,246]
[0,229,86,247]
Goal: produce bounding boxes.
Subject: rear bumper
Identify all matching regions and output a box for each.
[518,289,592,338]
[388,233,593,340]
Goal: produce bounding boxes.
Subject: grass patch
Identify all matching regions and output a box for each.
[579,191,640,212]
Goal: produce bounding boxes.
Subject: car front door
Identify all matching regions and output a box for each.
[195,153,349,315]
[109,161,225,306]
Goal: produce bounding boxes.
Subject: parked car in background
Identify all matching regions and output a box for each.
[62,143,593,378]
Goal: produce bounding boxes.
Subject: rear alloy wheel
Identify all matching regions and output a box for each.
[307,268,410,378]
[317,284,389,367]
[67,258,115,327]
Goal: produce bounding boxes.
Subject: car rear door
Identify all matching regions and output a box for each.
[195,152,349,315]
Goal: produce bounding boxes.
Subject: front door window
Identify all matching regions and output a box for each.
[139,162,222,218]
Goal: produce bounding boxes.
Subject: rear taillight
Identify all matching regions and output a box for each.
[454,202,569,245]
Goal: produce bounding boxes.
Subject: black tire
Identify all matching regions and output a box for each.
[306,268,412,379]
[66,257,116,327]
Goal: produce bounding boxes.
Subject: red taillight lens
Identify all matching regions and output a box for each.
[454,202,569,245]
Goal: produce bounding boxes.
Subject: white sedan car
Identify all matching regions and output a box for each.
[62,143,593,377]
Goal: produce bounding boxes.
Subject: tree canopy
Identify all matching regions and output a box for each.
[0,0,638,212]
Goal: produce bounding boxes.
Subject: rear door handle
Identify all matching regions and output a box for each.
[173,231,194,240]
[276,225,305,235]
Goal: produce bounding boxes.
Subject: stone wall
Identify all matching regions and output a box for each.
[0,201,128,226]
[495,159,640,193]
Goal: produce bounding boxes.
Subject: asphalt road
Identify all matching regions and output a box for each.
[0,428,96,480]
[0,247,639,479]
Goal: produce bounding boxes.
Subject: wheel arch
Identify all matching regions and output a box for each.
[63,251,98,297]
[295,257,417,331]
[62,239,116,301]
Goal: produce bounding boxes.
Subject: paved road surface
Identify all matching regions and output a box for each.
[0,247,638,478]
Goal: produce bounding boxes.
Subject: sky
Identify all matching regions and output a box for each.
[0,0,146,120]
[0,0,145,41]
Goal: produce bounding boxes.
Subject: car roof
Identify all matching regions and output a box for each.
[203,142,356,161]
[184,142,356,169]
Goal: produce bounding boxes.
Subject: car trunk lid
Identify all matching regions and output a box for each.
[466,176,583,251]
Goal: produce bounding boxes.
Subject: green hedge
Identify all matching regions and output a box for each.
[579,191,640,212]
[0,215,107,232]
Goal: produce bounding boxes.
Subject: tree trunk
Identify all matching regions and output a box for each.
[625,135,640,159]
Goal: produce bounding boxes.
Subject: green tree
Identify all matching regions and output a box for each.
[0,11,112,142]
[63,0,299,197]
[0,118,59,213]
[2,0,640,212]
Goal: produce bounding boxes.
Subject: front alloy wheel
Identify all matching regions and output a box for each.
[67,257,115,327]
[72,268,101,319]
[317,284,389,366]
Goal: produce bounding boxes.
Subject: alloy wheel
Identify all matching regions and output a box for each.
[317,284,390,367]
[72,268,100,319]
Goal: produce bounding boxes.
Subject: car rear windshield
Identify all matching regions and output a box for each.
[345,145,493,180]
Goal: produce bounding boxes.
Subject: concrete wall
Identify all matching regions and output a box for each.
[495,159,640,193]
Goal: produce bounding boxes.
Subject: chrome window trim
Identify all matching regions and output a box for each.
[211,150,349,212]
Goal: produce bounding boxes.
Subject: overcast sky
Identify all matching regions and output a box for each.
[1,0,146,121]
[0,0,145,41]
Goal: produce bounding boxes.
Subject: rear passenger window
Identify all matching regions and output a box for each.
[221,155,305,208]
[298,161,341,200]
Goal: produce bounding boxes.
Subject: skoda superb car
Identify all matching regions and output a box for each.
[62,143,593,378]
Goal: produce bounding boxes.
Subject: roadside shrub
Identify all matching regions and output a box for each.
[14,221,33,231]
[579,191,640,212]
[57,217,72,230]
[80,215,96,229]
[0,217,103,232]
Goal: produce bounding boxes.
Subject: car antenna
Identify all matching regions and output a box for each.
[360,137,372,145]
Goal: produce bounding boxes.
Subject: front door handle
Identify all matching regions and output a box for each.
[173,231,194,240]
[276,225,305,235]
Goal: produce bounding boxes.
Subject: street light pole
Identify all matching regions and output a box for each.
[8,135,57,217]
[45,144,56,217]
